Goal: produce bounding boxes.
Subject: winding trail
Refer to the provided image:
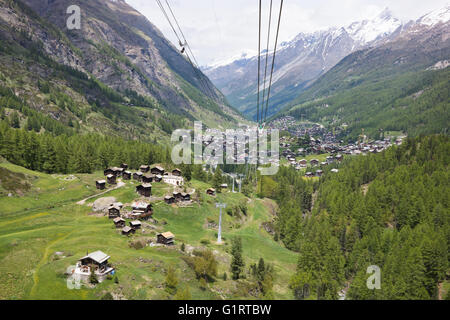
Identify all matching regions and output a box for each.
[76,181,125,205]
[30,230,75,298]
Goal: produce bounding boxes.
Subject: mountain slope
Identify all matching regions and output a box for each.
[277,9,450,141]
[203,8,407,120]
[0,0,243,142]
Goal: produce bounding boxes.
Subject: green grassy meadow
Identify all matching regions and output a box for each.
[0,160,297,300]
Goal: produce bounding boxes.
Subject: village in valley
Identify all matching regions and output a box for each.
[269,116,406,178]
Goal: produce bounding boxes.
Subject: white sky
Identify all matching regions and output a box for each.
[126,0,449,66]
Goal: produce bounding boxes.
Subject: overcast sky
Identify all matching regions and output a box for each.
[127,0,449,66]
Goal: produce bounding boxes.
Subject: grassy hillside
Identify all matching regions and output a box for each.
[0,159,297,300]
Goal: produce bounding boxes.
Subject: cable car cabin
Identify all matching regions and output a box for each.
[129,220,142,230]
[123,171,132,180]
[142,173,154,183]
[133,172,143,181]
[120,163,128,170]
[136,183,152,197]
[164,195,175,204]
[139,165,150,173]
[206,188,216,196]
[113,217,126,228]
[122,226,135,236]
[107,174,116,184]
[96,180,106,190]
[151,166,165,175]
[157,232,175,245]
[172,168,182,176]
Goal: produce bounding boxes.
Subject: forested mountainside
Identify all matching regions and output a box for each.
[277,14,449,141]
[0,0,243,143]
[259,134,449,299]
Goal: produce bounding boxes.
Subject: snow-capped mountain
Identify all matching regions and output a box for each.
[417,5,450,26]
[203,6,448,120]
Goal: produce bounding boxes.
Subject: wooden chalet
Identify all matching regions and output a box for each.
[129,220,142,230]
[104,168,114,176]
[142,173,154,183]
[316,170,323,177]
[173,191,183,202]
[181,193,191,202]
[172,168,182,176]
[139,165,150,173]
[220,183,228,189]
[120,163,128,170]
[106,174,116,184]
[157,232,175,245]
[164,195,175,204]
[96,180,106,190]
[154,175,163,182]
[108,203,122,219]
[310,159,319,166]
[113,217,126,228]
[133,172,143,181]
[206,188,216,196]
[122,226,135,236]
[151,166,165,175]
[131,201,153,220]
[123,171,131,180]
[305,172,314,178]
[136,183,152,197]
[76,251,114,282]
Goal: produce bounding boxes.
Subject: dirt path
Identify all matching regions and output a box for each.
[30,230,74,298]
[76,180,125,205]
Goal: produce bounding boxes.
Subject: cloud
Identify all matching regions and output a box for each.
[126,0,449,66]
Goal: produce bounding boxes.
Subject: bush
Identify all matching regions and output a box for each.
[101,292,114,300]
[182,249,218,281]
[200,238,210,245]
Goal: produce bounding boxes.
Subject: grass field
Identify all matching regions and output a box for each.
[0,161,297,300]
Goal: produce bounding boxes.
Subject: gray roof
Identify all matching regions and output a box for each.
[80,250,110,264]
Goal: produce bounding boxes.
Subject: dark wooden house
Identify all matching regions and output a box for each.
[131,201,153,220]
[206,188,216,196]
[151,166,165,175]
[164,195,175,204]
[122,226,135,236]
[133,172,143,181]
[96,180,106,190]
[140,165,150,173]
[129,220,142,230]
[142,173,154,183]
[172,168,182,176]
[316,170,323,177]
[120,163,128,170]
[136,183,152,197]
[181,193,191,202]
[157,232,175,245]
[305,172,314,178]
[108,203,121,218]
[173,191,183,202]
[104,168,114,176]
[123,171,131,180]
[154,175,163,182]
[107,174,116,184]
[113,217,126,228]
